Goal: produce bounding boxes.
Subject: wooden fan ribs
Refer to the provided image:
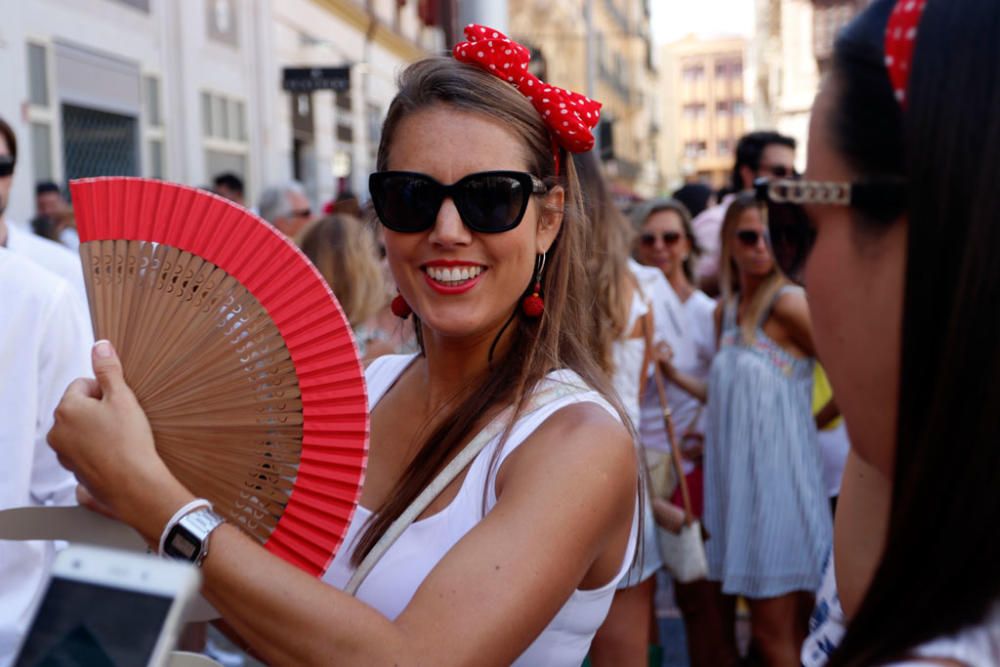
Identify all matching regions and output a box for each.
[72,177,368,577]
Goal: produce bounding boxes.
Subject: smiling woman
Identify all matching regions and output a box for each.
[46,24,639,667]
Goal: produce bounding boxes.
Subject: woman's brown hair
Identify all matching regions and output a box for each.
[353,57,630,565]
[297,214,385,328]
[718,192,787,342]
[571,151,633,375]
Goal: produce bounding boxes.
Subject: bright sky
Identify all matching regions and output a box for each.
[651,0,756,44]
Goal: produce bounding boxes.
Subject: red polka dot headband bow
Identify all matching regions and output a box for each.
[884,0,929,108]
[454,24,602,175]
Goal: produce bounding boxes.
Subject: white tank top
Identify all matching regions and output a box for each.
[323,354,638,666]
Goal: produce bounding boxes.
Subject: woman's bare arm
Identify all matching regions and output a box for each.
[49,345,637,666]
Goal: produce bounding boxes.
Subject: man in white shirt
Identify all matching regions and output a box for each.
[0,117,88,310]
[0,247,91,666]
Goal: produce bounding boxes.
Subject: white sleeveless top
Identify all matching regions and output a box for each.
[323,354,639,666]
[610,285,649,429]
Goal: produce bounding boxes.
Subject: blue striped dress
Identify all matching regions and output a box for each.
[703,286,832,598]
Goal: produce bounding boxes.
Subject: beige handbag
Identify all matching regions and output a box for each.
[639,312,709,584]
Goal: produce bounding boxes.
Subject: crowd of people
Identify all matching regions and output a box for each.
[2,0,999,665]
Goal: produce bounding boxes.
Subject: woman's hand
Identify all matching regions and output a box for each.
[651,497,687,534]
[680,432,705,462]
[48,341,194,543]
[654,341,678,379]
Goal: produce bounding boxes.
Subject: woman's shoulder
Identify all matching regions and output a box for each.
[902,604,1000,667]
[501,372,634,481]
[768,286,810,331]
[533,369,622,423]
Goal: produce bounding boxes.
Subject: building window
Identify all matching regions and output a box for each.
[335,90,354,144]
[62,104,139,179]
[31,122,54,182]
[207,0,239,47]
[715,60,743,79]
[684,140,708,158]
[109,0,150,11]
[28,44,50,107]
[144,76,162,127]
[682,64,705,81]
[683,103,707,119]
[200,91,247,143]
[148,138,164,179]
[201,91,249,186]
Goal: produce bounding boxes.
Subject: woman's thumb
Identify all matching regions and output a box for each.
[92,340,124,398]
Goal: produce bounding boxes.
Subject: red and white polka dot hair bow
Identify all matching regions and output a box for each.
[884,0,929,108]
[454,24,602,173]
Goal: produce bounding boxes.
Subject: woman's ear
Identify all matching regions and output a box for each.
[536,186,565,254]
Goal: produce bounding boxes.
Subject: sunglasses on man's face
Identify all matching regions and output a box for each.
[369,170,548,234]
[758,164,797,179]
[754,177,907,284]
[639,231,683,247]
[0,156,14,178]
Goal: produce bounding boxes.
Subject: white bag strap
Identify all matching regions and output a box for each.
[346,381,584,595]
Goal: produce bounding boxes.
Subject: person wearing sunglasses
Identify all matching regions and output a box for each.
[45,26,640,667]
[662,192,831,666]
[688,131,797,297]
[630,198,741,667]
[0,117,88,309]
[764,1,1000,666]
[257,180,315,238]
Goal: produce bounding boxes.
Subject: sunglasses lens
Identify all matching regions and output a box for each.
[455,173,528,233]
[370,173,441,232]
[640,234,656,247]
[0,158,13,178]
[765,201,814,283]
[663,232,682,244]
[736,230,759,245]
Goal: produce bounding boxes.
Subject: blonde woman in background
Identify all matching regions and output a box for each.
[298,214,396,360]
[664,193,831,666]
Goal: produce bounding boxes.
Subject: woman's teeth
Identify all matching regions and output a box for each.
[425,266,484,284]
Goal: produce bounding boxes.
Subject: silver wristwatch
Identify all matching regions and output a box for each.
[163,508,225,567]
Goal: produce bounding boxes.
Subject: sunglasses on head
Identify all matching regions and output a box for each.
[0,156,13,178]
[754,177,907,284]
[369,170,548,234]
[736,229,766,246]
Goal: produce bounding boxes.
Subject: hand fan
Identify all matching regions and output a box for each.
[70,177,368,577]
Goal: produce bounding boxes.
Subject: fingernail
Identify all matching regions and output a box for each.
[94,340,114,359]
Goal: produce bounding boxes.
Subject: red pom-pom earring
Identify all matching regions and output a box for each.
[391,292,412,319]
[521,253,546,318]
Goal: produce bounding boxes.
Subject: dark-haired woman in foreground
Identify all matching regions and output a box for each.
[46,27,638,666]
[765,1,1000,664]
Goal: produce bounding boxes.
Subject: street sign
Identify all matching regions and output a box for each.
[282,67,351,93]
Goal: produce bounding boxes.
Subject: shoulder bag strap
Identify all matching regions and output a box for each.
[346,382,583,595]
[637,312,696,524]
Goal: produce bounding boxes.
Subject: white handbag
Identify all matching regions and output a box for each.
[639,312,709,584]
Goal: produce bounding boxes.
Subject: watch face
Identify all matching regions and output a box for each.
[165,526,199,561]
